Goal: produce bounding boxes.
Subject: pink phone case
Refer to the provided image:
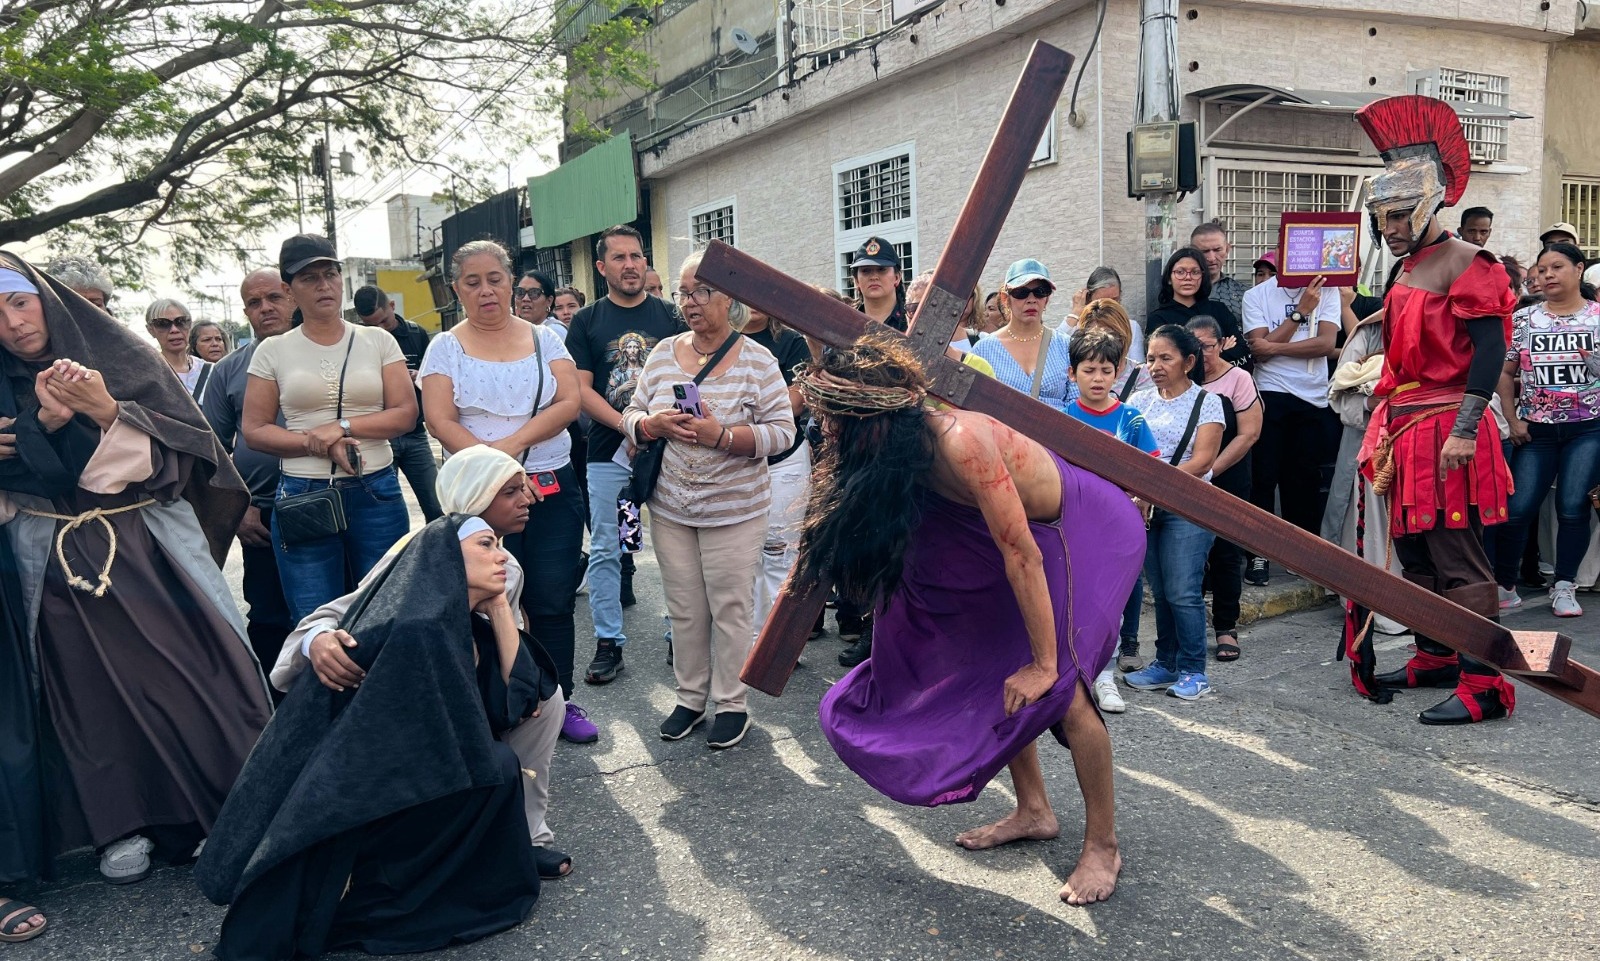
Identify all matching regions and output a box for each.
[672,382,705,418]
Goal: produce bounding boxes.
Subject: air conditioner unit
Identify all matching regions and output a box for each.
[1407,67,1509,164]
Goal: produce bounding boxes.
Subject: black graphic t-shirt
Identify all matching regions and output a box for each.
[566,295,684,463]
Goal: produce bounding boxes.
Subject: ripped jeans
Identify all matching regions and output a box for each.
[753,440,812,637]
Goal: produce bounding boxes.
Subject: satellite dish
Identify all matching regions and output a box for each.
[730,27,758,55]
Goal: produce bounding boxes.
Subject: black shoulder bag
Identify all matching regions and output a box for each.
[627,332,740,504]
[1169,389,1208,468]
[275,333,356,546]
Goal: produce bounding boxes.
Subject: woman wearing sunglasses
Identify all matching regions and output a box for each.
[971,259,1076,413]
[145,299,212,398]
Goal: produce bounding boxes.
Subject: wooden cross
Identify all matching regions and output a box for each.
[697,40,1600,720]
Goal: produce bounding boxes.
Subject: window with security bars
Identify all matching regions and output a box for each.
[838,241,915,301]
[1562,179,1600,261]
[838,152,912,231]
[690,203,736,249]
[1413,68,1510,163]
[1212,166,1365,282]
[529,246,572,289]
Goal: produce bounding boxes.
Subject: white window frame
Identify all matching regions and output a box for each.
[1031,113,1058,168]
[833,141,917,294]
[1203,154,1389,291]
[688,196,738,250]
[1561,177,1600,261]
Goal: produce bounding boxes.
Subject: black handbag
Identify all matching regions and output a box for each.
[276,334,356,546]
[627,331,740,504]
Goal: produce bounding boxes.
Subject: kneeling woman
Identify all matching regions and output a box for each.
[196,515,550,960]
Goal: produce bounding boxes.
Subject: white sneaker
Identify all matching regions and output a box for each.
[1551,580,1583,618]
[100,834,154,884]
[1497,586,1522,611]
[1092,674,1127,714]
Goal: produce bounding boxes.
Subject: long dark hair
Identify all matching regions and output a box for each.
[1158,247,1212,306]
[795,335,936,608]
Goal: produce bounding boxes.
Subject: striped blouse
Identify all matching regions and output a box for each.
[621,333,796,527]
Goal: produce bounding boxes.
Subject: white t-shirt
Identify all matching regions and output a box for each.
[420,326,574,473]
[1241,276,1340,406]
[248,324,406,479]
[1130,383,1226,482]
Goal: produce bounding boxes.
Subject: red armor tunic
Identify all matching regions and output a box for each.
[1360,238,1517,534]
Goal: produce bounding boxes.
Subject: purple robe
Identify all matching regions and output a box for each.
[819,452,1144,807]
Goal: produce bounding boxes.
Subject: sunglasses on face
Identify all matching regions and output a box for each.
[513,288,548,299]
[149,316,190,330]
[1007,285,1054,301]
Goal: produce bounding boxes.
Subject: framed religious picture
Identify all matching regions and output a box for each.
[1277,211,1362,288]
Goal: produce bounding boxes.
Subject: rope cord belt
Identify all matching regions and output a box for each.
[20,500,157,597]
[1368,403,1460,496]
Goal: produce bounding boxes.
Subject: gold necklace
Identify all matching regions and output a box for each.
[692,331,726,367]
[1005,328,1040,344]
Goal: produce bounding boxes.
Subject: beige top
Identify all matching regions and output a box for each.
[620,334,795,528]
[248,323,405,478]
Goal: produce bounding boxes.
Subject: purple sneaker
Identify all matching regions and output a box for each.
[561,702,599,743]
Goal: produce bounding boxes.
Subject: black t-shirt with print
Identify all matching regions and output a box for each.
[745,325,811,464]
[565,295,684,463]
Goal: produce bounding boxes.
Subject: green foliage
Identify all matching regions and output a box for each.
[0,0,658,283]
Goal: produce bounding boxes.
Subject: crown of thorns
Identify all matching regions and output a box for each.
[797,367,925,417]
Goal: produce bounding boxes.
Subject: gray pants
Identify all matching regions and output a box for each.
[502,687,565,846]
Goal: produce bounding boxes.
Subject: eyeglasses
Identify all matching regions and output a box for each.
[149,316,191,330]
[673,287,715,306]
[513,288,548,300]
[1170,269,1204,280]
[1196,341,1219,353]
[1006,284,1054,301]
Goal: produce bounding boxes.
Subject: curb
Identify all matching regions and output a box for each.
[1141,575,1333,627]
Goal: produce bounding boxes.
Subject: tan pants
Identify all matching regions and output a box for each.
[501,687,564,847]
[652,513,765,714]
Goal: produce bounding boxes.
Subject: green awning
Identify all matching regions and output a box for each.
[526,133,637,249]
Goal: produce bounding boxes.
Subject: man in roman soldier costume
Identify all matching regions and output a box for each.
[1349,95,1518,725]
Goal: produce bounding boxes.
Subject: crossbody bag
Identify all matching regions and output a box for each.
[1142,391,1207,528]
[516,330,548,466]
[627,331,740,505]
[1027,326,1054,400]
[275,333,356,546]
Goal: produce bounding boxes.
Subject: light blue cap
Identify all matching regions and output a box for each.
[1003,258,1052,289]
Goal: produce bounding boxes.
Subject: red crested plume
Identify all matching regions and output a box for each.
[1355,95,1471,207]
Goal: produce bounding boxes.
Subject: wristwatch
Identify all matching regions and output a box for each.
[1290,310,1309,325]
[339,418,352,436]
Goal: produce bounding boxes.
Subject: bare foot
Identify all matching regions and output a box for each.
[954,809,1060,850]
[1060,841,1121,905]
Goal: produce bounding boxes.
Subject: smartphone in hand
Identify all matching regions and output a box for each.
[671,382,705,418]
[532,470,561,497]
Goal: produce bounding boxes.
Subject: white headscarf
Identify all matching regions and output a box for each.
[435,445,525,516]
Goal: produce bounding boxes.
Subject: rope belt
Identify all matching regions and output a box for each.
[1368,404,1459,496]
[20,499,157,597]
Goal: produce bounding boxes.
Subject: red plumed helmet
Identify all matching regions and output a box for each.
[1356,95,1471,207]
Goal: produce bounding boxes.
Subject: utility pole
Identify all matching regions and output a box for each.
[209,284,234,323]
[1136,0,1180,313]
[320,118,338,247]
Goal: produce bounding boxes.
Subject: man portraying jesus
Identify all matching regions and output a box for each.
[793,334,1146,905]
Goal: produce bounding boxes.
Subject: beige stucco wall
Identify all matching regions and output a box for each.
[1541,38,1600,228]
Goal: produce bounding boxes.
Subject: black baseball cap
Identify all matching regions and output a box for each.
[850,236,900,271]
[279,233,342,282]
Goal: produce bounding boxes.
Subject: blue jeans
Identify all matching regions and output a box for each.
[585,459,632,644]
[1119,572,1143,655]
[272,466,412,623]
[1494,419,1600,587]
[1144,509,1215,676]
[389,431,442,521]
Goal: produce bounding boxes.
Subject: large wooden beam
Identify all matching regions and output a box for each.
[700,240,1600,719]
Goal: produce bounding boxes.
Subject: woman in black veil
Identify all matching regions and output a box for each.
[196,514,550,960]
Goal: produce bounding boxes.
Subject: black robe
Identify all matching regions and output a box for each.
[0,380,99,884]
[195,517,550,959]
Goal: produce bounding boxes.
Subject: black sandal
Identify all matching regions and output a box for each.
[0,898,47,943]
[533,847,573,880]
[1215,633,1241,662]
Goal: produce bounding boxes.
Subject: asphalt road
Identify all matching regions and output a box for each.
[12,505,1600,961]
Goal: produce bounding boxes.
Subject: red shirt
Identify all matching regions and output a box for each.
[1377,241,1515,398]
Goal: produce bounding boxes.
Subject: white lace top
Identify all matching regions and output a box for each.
[419,326,573,472]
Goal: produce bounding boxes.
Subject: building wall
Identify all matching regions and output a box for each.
[643,0,1562,320]
[1541,38,1600,229]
